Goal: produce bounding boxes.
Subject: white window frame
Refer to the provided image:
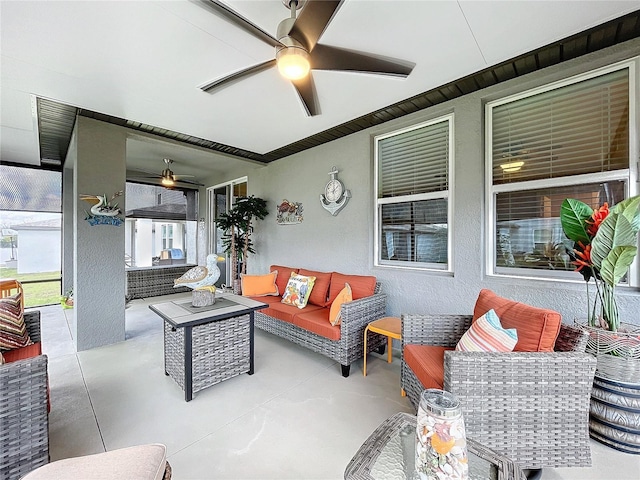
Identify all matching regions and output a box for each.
[374,114,455,272]
[485,58,639,286]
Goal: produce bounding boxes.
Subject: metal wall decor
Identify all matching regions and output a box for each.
[80,191,124,226]
[277,199,303,225]
[320,166,350,216]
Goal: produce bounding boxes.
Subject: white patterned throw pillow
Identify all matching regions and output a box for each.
[281,273,316,309]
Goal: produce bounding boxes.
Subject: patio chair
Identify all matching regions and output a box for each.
[1,310,49,480]
[401,289,597,473]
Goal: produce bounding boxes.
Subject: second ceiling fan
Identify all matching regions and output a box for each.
[197,0,415,116]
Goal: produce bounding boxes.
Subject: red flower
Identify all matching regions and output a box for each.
[587,203,609,236]
[573,242,592,272]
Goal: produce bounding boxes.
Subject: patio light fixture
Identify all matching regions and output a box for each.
[276,45,310,80]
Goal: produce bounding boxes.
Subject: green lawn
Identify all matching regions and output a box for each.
[0,267,62,308]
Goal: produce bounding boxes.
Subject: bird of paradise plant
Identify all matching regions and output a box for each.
[560,195,640,332]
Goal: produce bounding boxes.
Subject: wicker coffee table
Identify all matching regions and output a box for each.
[345,412,527,480]
[150,293,267,401]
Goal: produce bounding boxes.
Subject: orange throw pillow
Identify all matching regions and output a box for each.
[241,271,279,297]
[329,283,352,326]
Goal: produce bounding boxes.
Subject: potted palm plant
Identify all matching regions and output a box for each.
[217,196,269,293]
[561,194,640,453]
[560,195,640,332]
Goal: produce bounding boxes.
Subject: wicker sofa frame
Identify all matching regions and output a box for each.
[1,311,49,480]
[255,283,387,377]
[401,314,597,471]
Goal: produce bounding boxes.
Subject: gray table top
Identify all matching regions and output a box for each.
[149,292,267,328]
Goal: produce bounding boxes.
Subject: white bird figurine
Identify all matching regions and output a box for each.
[174,254,225,290]
[80,191,123,217]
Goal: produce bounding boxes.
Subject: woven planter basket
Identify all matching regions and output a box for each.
[579,322,640,454]
[581,322,640,383]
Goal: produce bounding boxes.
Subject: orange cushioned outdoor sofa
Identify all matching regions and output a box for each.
[245,265,388,377]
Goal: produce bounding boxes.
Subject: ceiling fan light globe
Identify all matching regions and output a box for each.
[276,46,310,80]
[161,177,175,186]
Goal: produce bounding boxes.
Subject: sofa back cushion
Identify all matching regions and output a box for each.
[473,289,561,352]
[328,273,377,303]
[271,265,298,296]
[298,268,332,306]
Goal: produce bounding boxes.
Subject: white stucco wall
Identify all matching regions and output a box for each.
[245,38,640,326]
[16,229,61,273]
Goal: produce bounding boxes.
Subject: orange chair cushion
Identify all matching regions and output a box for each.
[404,345,452,390]
[473,289,561,352]
[2,341,42,362]
[262,302,324,324]
[328,273,376,303]
[293,308,341,341]
[241,271,279,297]
[298,268,332,307]
[270,265,299,297]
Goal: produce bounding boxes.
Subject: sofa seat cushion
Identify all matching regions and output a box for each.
[22,443,168,480]
[328,273,376,304]
[2,341,42,362]
[249,295,282,305]
[262,302,324,324]
[298,268,332,307]
[473,289,561,352]
[293,308,340,341]
[404,345,453,390]
[270,265,299,295]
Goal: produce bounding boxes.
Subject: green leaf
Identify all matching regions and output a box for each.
[599,245,638,286]
[591,213,636,269]
[612,195,640,233]
[560,199,592,244]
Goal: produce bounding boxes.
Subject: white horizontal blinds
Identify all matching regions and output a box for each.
[495,181,627,223]
[378,120,449,198]
[495,180,627,271]
[492,69,629,185]
[380,199,448,264]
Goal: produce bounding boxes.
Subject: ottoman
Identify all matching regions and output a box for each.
[21,444,171,480]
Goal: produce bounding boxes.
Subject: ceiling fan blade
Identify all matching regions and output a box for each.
[199,59,276,92]
[174,178,204,187]
[289,0,343,51]
[310,44,414,77]
[195,0,283,48]
[291,74,319,117]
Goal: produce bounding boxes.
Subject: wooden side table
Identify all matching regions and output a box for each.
[363,316,401,376]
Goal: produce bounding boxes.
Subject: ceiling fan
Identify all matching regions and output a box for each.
[129,159,204,187]
[196,0,415,116]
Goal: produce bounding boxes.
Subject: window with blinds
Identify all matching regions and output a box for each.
[375,115,452,270]
[487,62,635,280]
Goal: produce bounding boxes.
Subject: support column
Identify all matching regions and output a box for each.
[73,117,126,351]
[62,157,75,299]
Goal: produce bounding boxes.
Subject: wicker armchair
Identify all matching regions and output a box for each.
[1,311,49,480]
[401,314,597,471]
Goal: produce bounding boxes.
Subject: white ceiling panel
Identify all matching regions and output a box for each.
[1,0,638,169]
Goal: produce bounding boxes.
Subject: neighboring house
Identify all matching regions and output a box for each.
[11,218,61,274]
